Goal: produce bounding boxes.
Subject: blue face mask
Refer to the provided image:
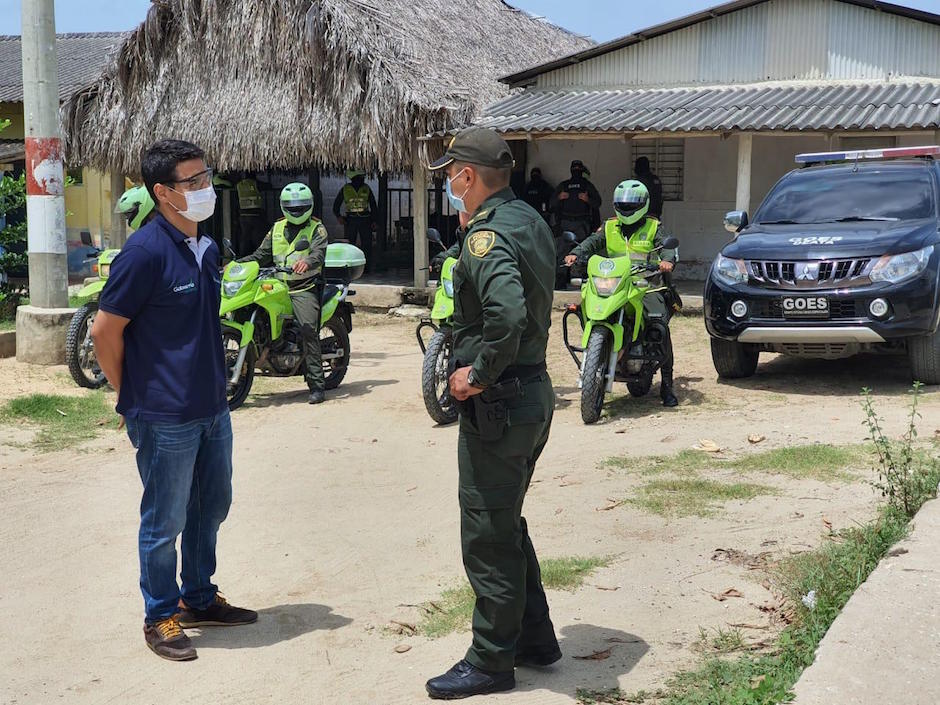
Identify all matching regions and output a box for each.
[445,169,470,213]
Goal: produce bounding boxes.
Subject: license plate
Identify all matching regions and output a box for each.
[782,296,829,319]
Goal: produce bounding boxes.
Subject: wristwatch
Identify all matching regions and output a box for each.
[467,369,486,390]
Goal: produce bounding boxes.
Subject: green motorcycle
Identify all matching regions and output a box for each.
[220,241,364,410]
[65,232,121,388]
[416,228,457,425]
[563,236,679,424]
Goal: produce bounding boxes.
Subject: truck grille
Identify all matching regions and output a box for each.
[749,259,871,289]
[752,299,861,319]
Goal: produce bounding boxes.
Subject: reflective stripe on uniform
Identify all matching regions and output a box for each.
[342,185,371,215]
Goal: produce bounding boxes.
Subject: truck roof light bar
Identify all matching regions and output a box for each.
[795,145,940,164]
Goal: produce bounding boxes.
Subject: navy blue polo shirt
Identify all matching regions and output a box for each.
[99,214,226,423]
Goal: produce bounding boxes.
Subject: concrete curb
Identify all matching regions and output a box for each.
[791,498,940,704]
[0,330,15,358]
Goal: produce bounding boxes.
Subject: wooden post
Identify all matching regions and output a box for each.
[109,171,126,247]
[377,172,389,258]
[412,142,429,288]
[735,133,753,213]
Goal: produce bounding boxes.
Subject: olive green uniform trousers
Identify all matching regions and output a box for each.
[458,373,557,673]
[290,287,324,392]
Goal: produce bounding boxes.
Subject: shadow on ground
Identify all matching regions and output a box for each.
[514,624,649,697]
[243,378,398,408]
[721,353,931,398]
[190,603,352,650]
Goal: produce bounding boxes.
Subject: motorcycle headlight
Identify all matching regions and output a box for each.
[443,279,454,297]
[870,246,934,284]
[99,263,110,279]
[713,254,748,286]
[222,280,245,298]
[591,276,621,296]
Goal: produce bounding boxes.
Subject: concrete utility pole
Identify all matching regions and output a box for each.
[412,142,429,289]
[17,0,73,364]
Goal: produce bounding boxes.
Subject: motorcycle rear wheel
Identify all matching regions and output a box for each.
[581,327,611,424]
[422,327,458,425]
[321,317,350,390]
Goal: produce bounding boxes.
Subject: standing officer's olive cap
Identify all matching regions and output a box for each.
[428,126,515,171]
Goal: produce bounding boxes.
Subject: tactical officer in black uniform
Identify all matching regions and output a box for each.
[424,127,559,700]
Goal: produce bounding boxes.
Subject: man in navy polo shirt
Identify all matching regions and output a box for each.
[92,139,256,661]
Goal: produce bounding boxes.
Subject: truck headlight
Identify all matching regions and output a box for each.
[713,254,748,286]
[870,246,934,284]
[222,280,244,298]
[591,276,621,296]
[443,279,454,297]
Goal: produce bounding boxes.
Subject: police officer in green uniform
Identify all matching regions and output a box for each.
[565,180,680,407]
[332,170,377,272]
[238,183,329,404]
[424,127,560,700]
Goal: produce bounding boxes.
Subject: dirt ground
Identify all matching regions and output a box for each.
[1,311,937,705]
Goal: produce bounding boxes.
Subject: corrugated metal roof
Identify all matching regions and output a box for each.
[0,33,125,103]
[476,80,940,134]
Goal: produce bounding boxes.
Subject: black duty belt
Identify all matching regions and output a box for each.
[498,360,547,384]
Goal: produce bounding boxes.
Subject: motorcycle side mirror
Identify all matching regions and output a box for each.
[661,237,679,250]
[223,238,237,258]
[427,228,442,245]
[80,232,93,246]
[561,230,578,244]
[294,239,310,252]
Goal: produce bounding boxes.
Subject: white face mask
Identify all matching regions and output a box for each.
[169,185,217,223]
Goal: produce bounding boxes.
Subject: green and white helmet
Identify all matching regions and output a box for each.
[280,182,314,224]
[612,180,650,226]
[116,185,155,231]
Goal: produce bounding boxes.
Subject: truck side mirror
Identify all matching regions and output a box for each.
[724,210,748,234]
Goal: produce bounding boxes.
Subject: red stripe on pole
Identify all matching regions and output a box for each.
[25,136,65,196]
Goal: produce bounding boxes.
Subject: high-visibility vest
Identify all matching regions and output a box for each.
[342,184,371,215]
[271,218,320,283]
[236,179,263,211]
[604,217,658,260]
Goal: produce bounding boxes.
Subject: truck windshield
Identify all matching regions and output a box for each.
[755,169,935,224]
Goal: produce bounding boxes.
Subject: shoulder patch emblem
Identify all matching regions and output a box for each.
[468,231,496,258]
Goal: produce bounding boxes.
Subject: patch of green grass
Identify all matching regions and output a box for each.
[541,555,613,591]
[607,444,866,482]
[0,318,13,331]
[0,392,114,451]
[628,478,774,517]
[421,555,612,638]
[694,626,746,654]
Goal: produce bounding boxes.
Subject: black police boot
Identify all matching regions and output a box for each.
[425,660,515,699]
[515,643,562,667]
[660,369,679,408]
[308,389,325,405]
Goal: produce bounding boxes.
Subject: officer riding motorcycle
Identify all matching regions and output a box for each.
[238,183,330,404]
[566,180,680,407]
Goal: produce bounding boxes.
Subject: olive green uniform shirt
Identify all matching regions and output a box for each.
[452,187,556,387]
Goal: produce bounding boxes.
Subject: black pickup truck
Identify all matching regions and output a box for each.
[705,146,940,385]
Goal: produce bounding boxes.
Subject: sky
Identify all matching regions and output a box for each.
[2,0,936,42]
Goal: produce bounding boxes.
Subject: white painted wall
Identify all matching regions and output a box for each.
[524,131,937,279]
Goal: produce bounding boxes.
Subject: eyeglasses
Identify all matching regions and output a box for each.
[168,168,214,190]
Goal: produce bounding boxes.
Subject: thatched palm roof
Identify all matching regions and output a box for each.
[63,0,590,174]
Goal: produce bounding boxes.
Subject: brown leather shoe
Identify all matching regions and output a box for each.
[144,615,197,661]
[178,593,258,628]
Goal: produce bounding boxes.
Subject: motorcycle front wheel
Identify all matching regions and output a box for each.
[320,317,350,390]
[580,327,611,424]
[66,302,107,389]
[422,327,458,425]
[223,328,255,411]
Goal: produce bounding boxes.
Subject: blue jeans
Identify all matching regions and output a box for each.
[126,410,233,623]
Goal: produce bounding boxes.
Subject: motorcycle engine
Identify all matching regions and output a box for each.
[268,321,304,375]
[626,343,644,374]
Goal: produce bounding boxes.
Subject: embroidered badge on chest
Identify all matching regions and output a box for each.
[468,231,496,258]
